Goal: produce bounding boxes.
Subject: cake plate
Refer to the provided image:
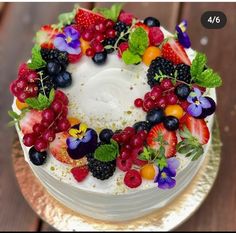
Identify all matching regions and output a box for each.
[12,118,222,231]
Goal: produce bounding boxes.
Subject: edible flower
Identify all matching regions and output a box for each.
[154,157,180,189]
[187,88,211,117]
[175,20,191,48]
[54,26,81,54]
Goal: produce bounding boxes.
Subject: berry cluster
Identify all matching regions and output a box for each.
[10,64,39,102]
[23,90,70,152]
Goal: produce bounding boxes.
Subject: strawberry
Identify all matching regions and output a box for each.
[71,166,89,182]
[146,123,177,158]
[49,132,78,166]
[134,22,149,34]
[75,8,105,30]
[19,110,43,135]
[181,114,210,145]
[118,10,135,25]
[131,146,148,167]
[161,38,191,65]
[118,42,129,58]
[68,52,83,64]
[35,25,59,47]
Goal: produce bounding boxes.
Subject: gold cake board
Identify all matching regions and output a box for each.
[12,119,221,231]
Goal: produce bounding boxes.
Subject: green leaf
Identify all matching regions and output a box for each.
[48,88,55,104]
[93,3,123,22]
[195,68,222,88]
[156,156,167,171]
[122,49,142,65]
[129,27,149,55]
[25,98,40,109]
[27,44,46,70]
[192,146,204,161]
[7,120,17,127]
[25,93,51,110]
[94,142,119,162]
[190,52,207,78]
[57,5,79,28]
[8,110,20,120]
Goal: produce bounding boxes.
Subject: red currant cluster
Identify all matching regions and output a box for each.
[134,78,189,112]
[112,127,148,172]
[10,63,39,102]
[23,90,70,152]
[81,19,116,57]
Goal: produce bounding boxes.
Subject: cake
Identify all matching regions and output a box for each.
[9,4,222,222]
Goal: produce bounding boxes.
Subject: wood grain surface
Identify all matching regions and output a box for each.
[0,2,235,231]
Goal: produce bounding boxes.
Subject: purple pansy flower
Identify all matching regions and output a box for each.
[154,157,180,189]
[54,26,81,54]
[176,20,191,48]
[187,88,211,117]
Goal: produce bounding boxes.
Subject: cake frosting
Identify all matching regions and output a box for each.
[9,4,222,222]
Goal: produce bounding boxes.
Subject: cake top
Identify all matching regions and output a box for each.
[9,4,222,191]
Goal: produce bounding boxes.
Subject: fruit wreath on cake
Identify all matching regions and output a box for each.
[9,4,222,190]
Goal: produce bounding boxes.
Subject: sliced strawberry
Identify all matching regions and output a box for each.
[182,114,210,145]
[131,146,148,166]
[19,110,42,135]
[71,166,89,182]
[146,123,177,158]
[49,132,78,166]
[35,25,59,47]
[161,38,191,65]
[75,8,105,30]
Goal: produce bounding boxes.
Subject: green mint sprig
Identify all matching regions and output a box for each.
[94,139,119,162]
[93,3,123,22]
[27,44,46,70]
[122,27,149,65]
[139,133,168,170]
[25,88,55,110]
[8,108,29,128]
[177,126,204,161]
[190,52,222,88]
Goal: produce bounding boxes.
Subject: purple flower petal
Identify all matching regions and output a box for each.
[81,130,93,143]
[193,88,202,98]
[178,32,191,48]
[175,25,182,34]
[187,95,194,104]
[199,97,211,109]
[187,103,202,117]
[66,137,81,150]
[167,158,180,177]
[158,175,176,189]
[68,39,81,49]
[54,37,68,51]
[66,46,81,55]
[64,26,80,40]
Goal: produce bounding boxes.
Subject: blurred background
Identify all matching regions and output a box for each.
[0,2,236,231]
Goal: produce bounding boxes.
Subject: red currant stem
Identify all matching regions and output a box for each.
[38,71,47,96]
[155,74,192,87]
[163,87,175,94]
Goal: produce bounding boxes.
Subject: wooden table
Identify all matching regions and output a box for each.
[0,2,236,231]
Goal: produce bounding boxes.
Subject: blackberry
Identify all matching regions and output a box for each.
[102,38,116,54]
[41,48,69,69]
[113,21,129,40]
[147,57,175,87]
[175,64,191,84]
[37,72,56,97]
[86,153,116,180]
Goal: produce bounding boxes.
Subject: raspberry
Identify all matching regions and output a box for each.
[117,156,133,172]
[148,27,164,46]
[118,42,129,58]
[68,53,82,64]
[124,169,142,188]
[18,63,30,78]
[118,11,134,25]
[71,166,89,182]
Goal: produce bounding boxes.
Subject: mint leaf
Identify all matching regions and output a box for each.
[122,49,142,65]
[8,110,20,120]
[195,68,222,88]
[93,3,123,22]
[48,88,55,104]
[155,156,167,171]
[28,44,46,70]
[129,27,149,55]
[25,98,40,109]
[190,52,207,78]
[94,142,119,162]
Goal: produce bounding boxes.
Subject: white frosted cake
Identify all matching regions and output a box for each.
[9,4,221,222]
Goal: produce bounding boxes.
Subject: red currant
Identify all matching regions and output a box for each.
[42,109,55,123]
[104,19,115,28]
[94,32,105,42]
[160,78,173,90]
[25,83,38,97]
[17,91,30,102]
[94,22,106,33]
[180,100,190,111]
[42,129,56,142]
[144,92,151,100]
[156,96,167,108]
[51,100,63,114]
[34,138,48,152]
[81,30,94,41]
[137,130,147,141]
[57,119,70,132]
[55,90,69,105]
[106,28,116,38]
[166,93,178,105]
[143,98,155,111]
[10,82,21,96]
[23,133,36,147]
[150,87,162,100]
[86,48,95,57]
[25,72,38,83]
[33,123,45,135]
[120,148,131,160]
[130,135,143,148]
[41,120,50,128]
[16,79,28,90]
[119,131,130,144]
[92,42,104,53]
[134,98,143,108]
[124,127,135,138]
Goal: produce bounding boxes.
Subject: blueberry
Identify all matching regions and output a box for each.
[144,17,160,27]
[163,116,179,131]
[99,129,114,144]
[196,97,216,119]
[54,71,72,88]
[133,121,152,132]
[146,108,165,126]
[47,60,62,75]
[92,51,107,65]
[29,147,47,166]
[175,84,191,100]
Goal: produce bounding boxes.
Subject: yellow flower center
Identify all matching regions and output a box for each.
[161,172,167,179]
[66,36,72,43]
[179,22,186,32]
[194,100,200,105]
[69,123,88,139]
